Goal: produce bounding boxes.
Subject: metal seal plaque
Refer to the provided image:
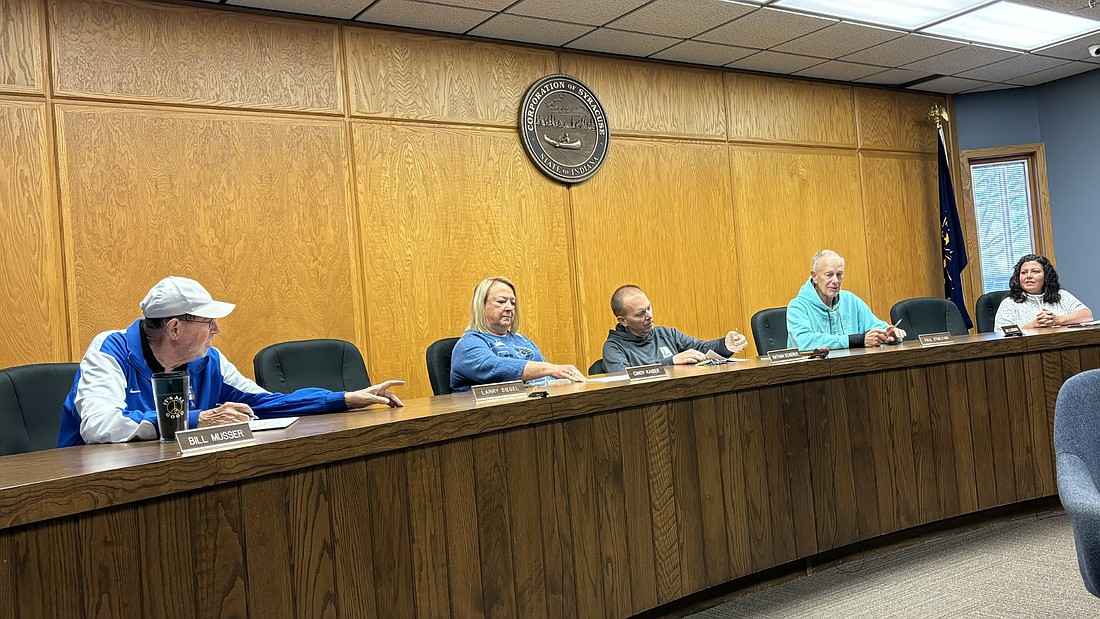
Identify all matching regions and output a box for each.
[519,74,609,184]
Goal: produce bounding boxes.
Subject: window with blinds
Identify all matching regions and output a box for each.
[971,159,1035,293]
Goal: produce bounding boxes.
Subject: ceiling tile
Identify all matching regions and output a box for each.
[854,67,934,85]
[160,0,1098,88]
[773,22,903,58]
[843,34,965,67]
[726,50,825,73]
[961,82,1023,93]
[1011,0,1097,13]
[1010,60,1099,85]
[356,0,493,33]
[650,40,757,65]
[697,8,835,49]
[1033,36,1100,62]
[565,27,681,56]
[902,44,1019,74]
[469,14,595,47]
[907,75,995,93]
[956,54,1068,81]
[227,0,367,18]
[794,60,886,81]
[420,0,512,8]
[607,0,755,38]
[507,0,650,27]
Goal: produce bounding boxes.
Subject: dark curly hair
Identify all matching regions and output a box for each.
[1008,254,1061,304]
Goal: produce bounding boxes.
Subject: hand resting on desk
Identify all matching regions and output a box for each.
[345,380,405,409]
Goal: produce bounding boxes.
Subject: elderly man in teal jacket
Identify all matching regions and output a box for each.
[786,249,906,350]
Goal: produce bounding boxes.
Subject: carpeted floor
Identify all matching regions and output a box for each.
[688,512,1100,618]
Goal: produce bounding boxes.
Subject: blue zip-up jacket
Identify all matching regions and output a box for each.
[786,279,887,350]
[58,319,347,447]
[449,329,548,392]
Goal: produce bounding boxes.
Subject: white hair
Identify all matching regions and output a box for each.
[811,249,843,271]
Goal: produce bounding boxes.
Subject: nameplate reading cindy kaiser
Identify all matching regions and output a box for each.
[918,332,955,347]
[176,422,255,455]
[519,74,609,184]
[627,364,668,382]
[472,381,527,403]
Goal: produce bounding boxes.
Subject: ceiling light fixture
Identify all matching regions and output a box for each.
[771,0,992,30]
[923,2,1100,51]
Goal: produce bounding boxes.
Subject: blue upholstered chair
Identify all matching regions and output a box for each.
[1055,368,1100,597]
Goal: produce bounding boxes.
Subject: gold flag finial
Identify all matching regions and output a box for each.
[930,104,949,128]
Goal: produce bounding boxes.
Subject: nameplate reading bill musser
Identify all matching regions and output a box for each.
[519,74,610,184]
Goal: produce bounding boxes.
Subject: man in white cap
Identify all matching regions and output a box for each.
[58,276,404,447]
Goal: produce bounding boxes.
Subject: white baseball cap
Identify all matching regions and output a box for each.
[140,277,236,319]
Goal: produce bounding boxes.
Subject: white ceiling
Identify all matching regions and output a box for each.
[190,0,1100,93]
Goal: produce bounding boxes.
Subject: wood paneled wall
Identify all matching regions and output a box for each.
[0,99,66,362]
[2,0,952,398]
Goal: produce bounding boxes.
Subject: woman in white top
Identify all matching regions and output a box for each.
[994,254,1093,331]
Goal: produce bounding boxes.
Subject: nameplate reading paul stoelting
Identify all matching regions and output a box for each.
[627,364,668,382]
[767,348,803,364]
[472,381,526,403]
[919,332,955,347]
[176,422,255,455]
[519,74,609,184]
[1002,324,1024,337]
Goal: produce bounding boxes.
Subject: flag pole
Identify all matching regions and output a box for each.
[929,104,949,129]
[932,103,974,329]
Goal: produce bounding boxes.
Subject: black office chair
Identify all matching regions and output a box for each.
[889,297,969,341]
[1056,369,1100,597]
[976,290,1010,334]
[253,339,370,393]
[426,337,460,396]
[0,362,79,456]
[588,359,606,375]
[750,307,788,355]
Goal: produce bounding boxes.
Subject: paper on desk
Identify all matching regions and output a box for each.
[707,350,747,362]
[1068,320,1100,328]
[588,374,630,383]
[249,417,298,431]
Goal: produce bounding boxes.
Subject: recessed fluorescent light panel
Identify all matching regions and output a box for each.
[771,0,990,30]
[923,2,1100,50]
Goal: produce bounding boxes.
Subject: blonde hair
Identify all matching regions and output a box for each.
[467,277,520,334]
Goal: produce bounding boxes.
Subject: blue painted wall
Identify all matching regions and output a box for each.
[955,69,1100,313]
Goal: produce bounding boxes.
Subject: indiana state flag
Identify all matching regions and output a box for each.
[938,127,973,329]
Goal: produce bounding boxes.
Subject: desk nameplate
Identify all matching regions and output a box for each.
[627,364,668,381]
[176,422,255,455]
[472,381,526,403]
[919,332,955,347]
[1002,325,1024,337]
[767,348,804,364]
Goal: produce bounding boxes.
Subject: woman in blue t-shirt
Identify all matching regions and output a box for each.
[449,277,586,392]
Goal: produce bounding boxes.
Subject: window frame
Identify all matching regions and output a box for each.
[958,142,1054,295]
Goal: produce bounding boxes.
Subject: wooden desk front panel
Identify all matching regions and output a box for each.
[1,338,1096,617]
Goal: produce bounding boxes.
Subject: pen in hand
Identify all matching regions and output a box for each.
[886,318,903,343]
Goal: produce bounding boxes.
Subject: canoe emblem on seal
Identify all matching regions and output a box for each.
[519,74,610,184]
